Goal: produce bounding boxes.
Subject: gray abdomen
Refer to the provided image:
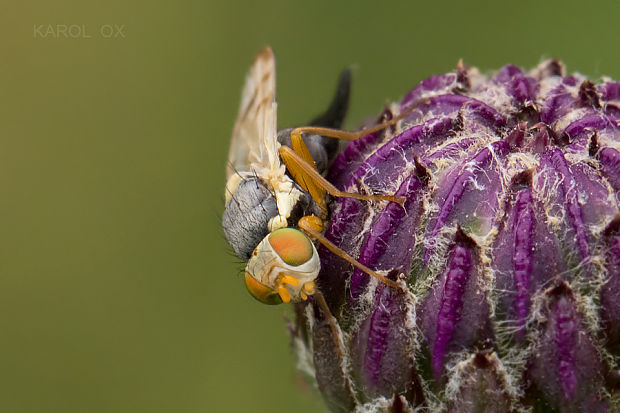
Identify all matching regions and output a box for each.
[222,177,278,260]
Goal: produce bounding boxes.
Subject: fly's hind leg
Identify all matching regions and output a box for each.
[280,103,422,209]
[279,145,405,207]
[290,98,421,143]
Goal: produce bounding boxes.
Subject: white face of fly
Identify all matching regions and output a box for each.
[224,46,302,235]
[244,228,320,304]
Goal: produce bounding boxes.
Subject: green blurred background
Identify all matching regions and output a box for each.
[2,1,620,412]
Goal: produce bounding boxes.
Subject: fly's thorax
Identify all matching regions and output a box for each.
[267,173,303,231]
[245,228,320,303]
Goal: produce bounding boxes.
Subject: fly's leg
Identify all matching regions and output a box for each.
[312,288,345,357]
[279,145,405,207]
[297,216,401,290]
[280,103,422,208]
[289,99,422,143]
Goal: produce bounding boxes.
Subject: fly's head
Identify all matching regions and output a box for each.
[244,227,319,304]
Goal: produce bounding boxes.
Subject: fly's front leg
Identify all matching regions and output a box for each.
[297,216,401,290]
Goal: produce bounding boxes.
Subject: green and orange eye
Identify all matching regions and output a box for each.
[268,228,314,266]
[244,272,283,305]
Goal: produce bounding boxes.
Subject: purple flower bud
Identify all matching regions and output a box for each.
[290,60,620,412]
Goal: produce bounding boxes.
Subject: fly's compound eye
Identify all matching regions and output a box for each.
[244,272,283,305]
[268,228,314,266]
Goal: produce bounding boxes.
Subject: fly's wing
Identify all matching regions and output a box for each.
[226,47,280,181]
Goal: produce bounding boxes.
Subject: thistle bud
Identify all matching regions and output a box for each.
[291,61,620,412]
